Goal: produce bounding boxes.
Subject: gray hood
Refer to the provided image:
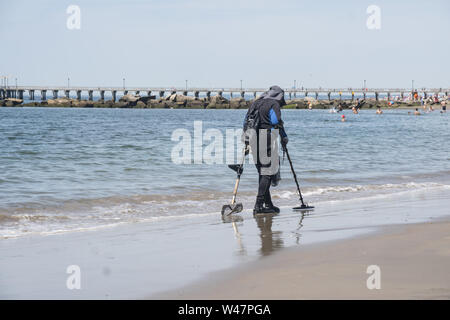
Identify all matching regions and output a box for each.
[259,85,286,106]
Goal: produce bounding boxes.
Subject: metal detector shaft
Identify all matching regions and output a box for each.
[284,146,306,206]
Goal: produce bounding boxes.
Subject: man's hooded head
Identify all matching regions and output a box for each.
[259,85,286,107]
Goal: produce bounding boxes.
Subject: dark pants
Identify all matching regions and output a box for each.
[253,129,276,206]
[256,167,273,206]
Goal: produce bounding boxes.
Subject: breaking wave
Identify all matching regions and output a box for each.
[0,181,448,239]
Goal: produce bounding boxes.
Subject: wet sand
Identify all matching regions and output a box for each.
[1,186,449,299]
[158,220,450,299]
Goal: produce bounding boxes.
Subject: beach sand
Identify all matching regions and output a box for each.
[1,186,449,299]
[158,220,450,300]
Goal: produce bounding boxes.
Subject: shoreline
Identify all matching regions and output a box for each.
[154,218,450,300]
[1,184,449,299]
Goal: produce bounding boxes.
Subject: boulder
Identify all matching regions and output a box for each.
[47,98,72,106]
[71,100,82,107]
[71,100,93,108]
[138,95,156,104]
[136,101,146,108]
[229,98,248,109]
[166,93,177,102]
[163,101,176,108]
[119,94,140,106]
[147,101,162,108]
[3,98,23,106]
[116,102,129,108]
[207,96,233,108]
[285,99,308,109]
[104,100,115,108]
[166,94,196,103]
[209,95,229,105]
[186,100,206,109]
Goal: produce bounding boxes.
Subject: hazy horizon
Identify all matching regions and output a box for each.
[1,0,449,89]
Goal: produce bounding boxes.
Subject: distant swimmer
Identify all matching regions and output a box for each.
[414,108,421,115]
[423,98,428,110]
[376,106,383,114]
[308,102,313,110]
[352,106,358,114]
[341,114,346,122]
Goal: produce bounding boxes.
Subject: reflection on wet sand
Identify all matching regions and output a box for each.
[222,214,246,255]
[254,213,283,256]
[295,211,305,245]
[223,210,311,257]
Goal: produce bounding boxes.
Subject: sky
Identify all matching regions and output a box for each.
[0,0,449,89]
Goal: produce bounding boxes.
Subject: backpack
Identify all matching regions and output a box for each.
[243,100,261,132]
[241,100,261,146]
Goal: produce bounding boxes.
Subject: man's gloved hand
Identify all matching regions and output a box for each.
[281,136,288,151]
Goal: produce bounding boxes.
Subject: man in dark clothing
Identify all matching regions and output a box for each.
[243,85,288,215]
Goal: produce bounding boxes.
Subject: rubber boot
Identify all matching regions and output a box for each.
[264,201,280,213]
[264,192,280,213]
[254,199,277,215]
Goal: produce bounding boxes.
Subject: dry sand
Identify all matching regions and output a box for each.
[160,220,450,299]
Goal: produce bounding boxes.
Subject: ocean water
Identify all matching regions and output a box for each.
[0,107,449,239]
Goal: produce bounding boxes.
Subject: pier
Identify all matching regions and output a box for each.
[1,86,449,101]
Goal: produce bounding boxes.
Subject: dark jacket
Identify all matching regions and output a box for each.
[244,85,287,137]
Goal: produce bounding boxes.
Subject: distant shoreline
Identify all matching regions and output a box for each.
[0,96,435,110]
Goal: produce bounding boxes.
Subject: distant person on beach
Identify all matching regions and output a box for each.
[434,95,439,104]
[414,108,421,115]
[243,85,288,215]
[441,98,447,112]
[352,106,358,114]
[376,106,383,114]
